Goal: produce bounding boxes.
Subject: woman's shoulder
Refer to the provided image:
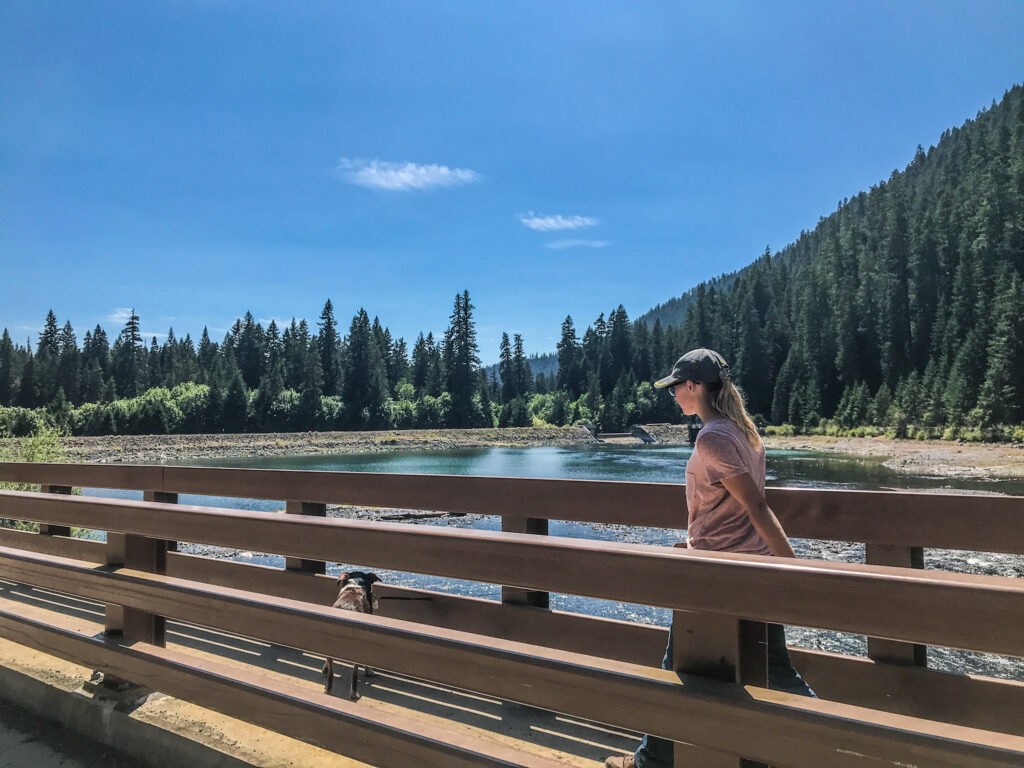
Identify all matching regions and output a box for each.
[696,418,761,454]
[696,418,742,442]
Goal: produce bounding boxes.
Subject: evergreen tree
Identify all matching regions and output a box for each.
[443,291,480,427]
[0,330,14,406]
[221,357,250,433]
[197,327,218,384]
[512,334,532,398]
[555,316,583,399]
[342,309,389,428]
[38,310,60,357]
[56,321,80,403]
[318,300,343,396]
[17,352,36,408]
[410,333,429,396]
[498,332,514,403]
[110,309,144,398]
[234,312,266,390]
[297,338,325,430]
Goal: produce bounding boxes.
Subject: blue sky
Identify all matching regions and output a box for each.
[2,2,1023,362]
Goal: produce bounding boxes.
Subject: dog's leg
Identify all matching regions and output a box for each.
[348,662,360,701]
[322,657,334,693]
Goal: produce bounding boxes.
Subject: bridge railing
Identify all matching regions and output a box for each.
[0,461,1021,766]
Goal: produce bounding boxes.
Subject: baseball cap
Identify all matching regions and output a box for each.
[654,348,731,388]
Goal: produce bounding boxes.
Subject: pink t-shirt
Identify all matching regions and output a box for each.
[685,417,772,555]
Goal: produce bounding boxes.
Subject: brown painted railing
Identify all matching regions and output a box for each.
[0,461,1022,767]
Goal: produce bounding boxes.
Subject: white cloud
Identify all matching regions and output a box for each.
[519,212,599,232]
[108,308,135,324]
[337,157,481,191]
[545,239,611,250]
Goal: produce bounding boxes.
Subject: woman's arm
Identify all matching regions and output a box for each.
[719,472,797,558]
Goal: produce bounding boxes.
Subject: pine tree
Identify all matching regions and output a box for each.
[512,334,532,398]
[498,332,514,403]
[221,356,250,433]
[443,291,481,427]
[38,310,60,356]
[973,270,1024,427]
[318,300,343,396]
[342,309,389,429]
[197,327,218,384]
[0,330,15,406]
[298,338,325,429]
[56,321,80,404]
[410,333,429,397]
[17,352,36,408]
[556,316,582,399]
[235,312,266,390]
[111,309,144,398]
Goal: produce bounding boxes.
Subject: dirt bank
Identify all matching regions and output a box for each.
[645,424,1024,479]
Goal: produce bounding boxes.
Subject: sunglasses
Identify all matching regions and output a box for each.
[667,384,677,397]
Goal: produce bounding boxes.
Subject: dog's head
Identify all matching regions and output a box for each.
[336,571,381,612]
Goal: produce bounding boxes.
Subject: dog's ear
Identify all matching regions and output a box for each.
[337,572,350,586]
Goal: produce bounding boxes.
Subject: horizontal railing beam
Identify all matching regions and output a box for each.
[1,549,1022,767]
[1,461,1022,552]
[6,526,1022,737]
[1,493,1022,656]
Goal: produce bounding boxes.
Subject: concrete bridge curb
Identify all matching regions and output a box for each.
[0,637,364,768]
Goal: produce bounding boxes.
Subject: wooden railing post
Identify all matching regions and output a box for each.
[38,484,72,537]
[144,490,179,552]
[671,611,769,767]
[501,517,549,608]
[285,501,327,574]
[865,543,927,666]
[103,492,172,646]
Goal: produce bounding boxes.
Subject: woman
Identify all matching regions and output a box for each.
[605,348,814,768]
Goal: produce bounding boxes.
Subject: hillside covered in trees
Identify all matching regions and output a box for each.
[1,85,1023,441]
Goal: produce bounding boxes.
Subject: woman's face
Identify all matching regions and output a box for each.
[673,380,701,415]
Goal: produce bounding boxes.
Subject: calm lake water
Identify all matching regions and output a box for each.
[82,445,1024,678]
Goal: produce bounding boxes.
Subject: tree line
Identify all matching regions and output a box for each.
[0,293,689,436]
[2,84,1023,441]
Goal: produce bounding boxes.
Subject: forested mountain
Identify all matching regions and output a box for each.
[663,84,1024,436]
[2,85,1022,440]
[637,272,739,329]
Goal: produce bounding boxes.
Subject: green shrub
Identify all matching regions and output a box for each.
[0,422,69,530]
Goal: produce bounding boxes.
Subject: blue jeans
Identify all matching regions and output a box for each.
[634,623,815,768]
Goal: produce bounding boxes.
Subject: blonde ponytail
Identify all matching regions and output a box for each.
[708,379,762,449]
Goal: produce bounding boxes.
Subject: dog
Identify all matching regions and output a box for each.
[322,571,380,700]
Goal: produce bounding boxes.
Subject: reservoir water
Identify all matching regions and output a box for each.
[83,444,1024,680]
